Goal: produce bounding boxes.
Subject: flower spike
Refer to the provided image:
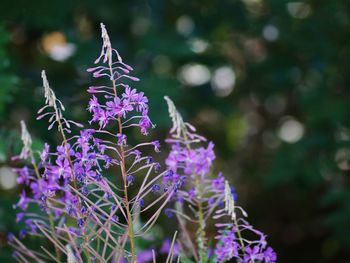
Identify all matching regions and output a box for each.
[38,70,82,132]
[19,120,32,160]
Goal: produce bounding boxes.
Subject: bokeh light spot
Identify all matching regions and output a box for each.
[41,32,76,61]
[0,166,17,190]
[335,148,350,171]
[188,38,209,53]
[211,66,236,97]
[287,2,312,19]
[178,63,210,86]
[176,15,195,36]
[278,117,304,143]
[262,24,279,42]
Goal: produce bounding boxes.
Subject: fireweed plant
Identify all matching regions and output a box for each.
[8,24,276,263]
[163,99,276,263]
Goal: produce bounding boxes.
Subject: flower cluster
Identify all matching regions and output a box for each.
[215,225,276,263]
[9,24,175,263]
[163,97,277,262]
[9,23,275,263]
[86,23,152,135]
[166,142,215,175]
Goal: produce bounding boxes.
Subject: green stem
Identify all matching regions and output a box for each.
[233,217,245,252]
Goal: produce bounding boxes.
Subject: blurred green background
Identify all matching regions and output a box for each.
[1,0,350,262]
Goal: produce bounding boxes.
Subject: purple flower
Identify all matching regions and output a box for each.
[85,164,98,179]
[164,208,173,218]
[185,186,195,198]
[134,92,148,112]
[16,191,29,210]
[214,227,240,262]
[51,158,71,179]
[151,184,161,193]
[106,97,122,116]
[16,166,30,185]
[56,144,74,156]
[193,142,215,174]
[102,155,112,168]
[231,185,238,201]
[122,87,138,101]
[88,95,100,112]
[146,156,153,164]
[66,206,77,217]
[117,133,127,145]
[19,229,26,239]
[166,142,215,176]
[130,150,142,159]
[163,170,180,185]
[25,219,37,234]
[92,108,110,128]
[152,140,161,152]
[120,99,133,117]
[165,144,184,172]
[154,162,161,172]
[77,218,85,228]
[160,238,180,255]
[244,246,264,262]
[215,241,239,262]
[16,212,25,222]
[136,250,153,263]
[139,116,151,135]
[263,247,277,263]
[212,172,225,191]
[7,233,15,242]
[80,206,87,214]
[80,129,95,140]
[30,179,49,199]
[127,175,134,185]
